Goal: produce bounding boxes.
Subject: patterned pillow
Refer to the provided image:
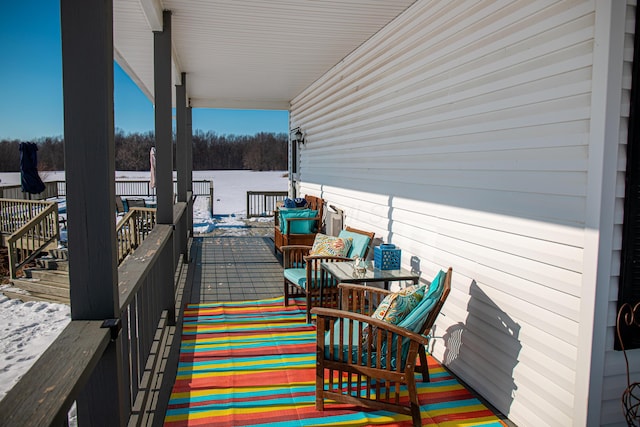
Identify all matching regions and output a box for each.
[309,234,353,257]
[363,284,425,346]
[372,284,425,324]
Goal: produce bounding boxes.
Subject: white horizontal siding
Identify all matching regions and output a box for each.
[293,1,600,426]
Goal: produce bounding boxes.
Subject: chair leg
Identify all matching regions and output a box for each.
[410,402,422,427]
[418,345,430,382]
[306,292,312,324]
[284,280,289,307]
[315,368,325,411]
[407,373,422,427]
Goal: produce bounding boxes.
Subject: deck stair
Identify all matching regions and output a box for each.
[4,249,70,304]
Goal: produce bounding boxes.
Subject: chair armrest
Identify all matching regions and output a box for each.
[311,307,430,346]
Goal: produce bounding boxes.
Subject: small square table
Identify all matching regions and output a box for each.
[321,261,420,291]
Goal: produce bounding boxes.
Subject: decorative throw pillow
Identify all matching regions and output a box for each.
[309,233,353,257]
[363,284,425,346]
[294,197,308,208]
[372,284,425,324]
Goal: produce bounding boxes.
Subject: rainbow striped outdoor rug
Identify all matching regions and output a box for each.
[165,296,507,427]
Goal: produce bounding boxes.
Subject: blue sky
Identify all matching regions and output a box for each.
[0,0,289,141]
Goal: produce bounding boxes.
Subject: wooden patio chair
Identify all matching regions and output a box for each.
[126,198,146,209]
[311,267,452,427]
[283,226,375,323]
[274,195,324,254]
[115,196,126,215]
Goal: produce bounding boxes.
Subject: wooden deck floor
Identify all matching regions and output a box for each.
[186,235,283,303]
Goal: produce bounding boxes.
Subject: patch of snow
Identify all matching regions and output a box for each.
[0,293,71,401]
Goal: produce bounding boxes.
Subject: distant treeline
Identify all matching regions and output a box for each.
[0,129,288,172]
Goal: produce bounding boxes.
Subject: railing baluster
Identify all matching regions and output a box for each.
[246,191,287,217]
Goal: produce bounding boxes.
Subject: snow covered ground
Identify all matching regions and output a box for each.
[0,170,287,402]
[0,297,71,401]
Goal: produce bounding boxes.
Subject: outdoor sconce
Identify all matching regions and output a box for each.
[291,127,305,145]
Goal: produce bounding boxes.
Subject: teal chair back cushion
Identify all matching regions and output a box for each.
[279,209,318,234]
[339,229,371,259]
[398,269,445,333]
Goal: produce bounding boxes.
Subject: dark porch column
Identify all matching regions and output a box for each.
[60,0,123,424]
[154,10,176,324]
[186,103,194,235]
[154,10,173,225]
[176,72,188,260]
[176,72,187,204]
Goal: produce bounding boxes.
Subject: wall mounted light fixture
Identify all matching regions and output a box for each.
[291,127,305,144]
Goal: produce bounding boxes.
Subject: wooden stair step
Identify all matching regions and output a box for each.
[11,278,70,299]
[48,248,69,260]
[1,290,69,305]
[24,269,69,285]
[36,258,69,272]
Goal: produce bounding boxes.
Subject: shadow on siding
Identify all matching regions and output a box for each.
[441,280,520,420]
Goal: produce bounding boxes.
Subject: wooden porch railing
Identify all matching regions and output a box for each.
[3,199,59,278]
[246,190,288,218]
[0,198,56,234]
[2,200,158,278]
[116,207,157,264]
[0,179,215,213]
[0,200,192,426]
[0,181,61,200]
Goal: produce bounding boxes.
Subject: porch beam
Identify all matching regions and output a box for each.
[60,0,123,424]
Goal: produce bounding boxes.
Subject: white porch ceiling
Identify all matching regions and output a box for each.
[113,0,416,110]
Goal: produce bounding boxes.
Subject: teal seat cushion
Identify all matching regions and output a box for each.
[283,268,307,287]
[280,209,318,234]
[339,229,371,258]
[284,268,323,289]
